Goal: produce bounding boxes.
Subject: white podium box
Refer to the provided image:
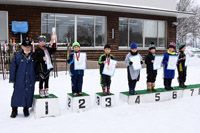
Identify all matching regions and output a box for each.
[67,92,91,112]
[95,92,115,108]
[120,84,200,105]
[33,94,60,119]
[183,88,200,97]
[120,89,183,105]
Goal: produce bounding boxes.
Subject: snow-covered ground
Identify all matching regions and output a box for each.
[1,47,200,133]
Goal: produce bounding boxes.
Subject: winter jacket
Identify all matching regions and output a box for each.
[162,50,177,79]
[34,46,56,73]
[145,52,157,82]
[177,51,186,71]
[145,52,157,73]
[67,51,84,76]
[9,50,36,107]
[98,53,115,75]
[125,51,143,81]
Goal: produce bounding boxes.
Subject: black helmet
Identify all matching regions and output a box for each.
[22,37,32,46]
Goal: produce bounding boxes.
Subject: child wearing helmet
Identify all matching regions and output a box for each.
[34,35,57,98]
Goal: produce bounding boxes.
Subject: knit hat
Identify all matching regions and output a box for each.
[168,42,176,49]
[104,44,111,49]
[178,43,185,50]
[38,35,46,42]
[130,42,137,49]
[72,42,80,48]
[22,37,32,46]
[149,44,156,50]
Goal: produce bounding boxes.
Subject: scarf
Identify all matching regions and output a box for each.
[167,50,176,55]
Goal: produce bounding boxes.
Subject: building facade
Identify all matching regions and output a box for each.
[0,0,192,61]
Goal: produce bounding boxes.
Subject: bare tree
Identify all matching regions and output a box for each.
[176,0,200,47]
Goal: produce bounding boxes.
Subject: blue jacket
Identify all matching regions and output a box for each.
[9,50,36,107]
[67,51,84,76]
[162,51,177,79]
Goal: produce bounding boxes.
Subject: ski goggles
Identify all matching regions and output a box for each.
[38,35,46,42]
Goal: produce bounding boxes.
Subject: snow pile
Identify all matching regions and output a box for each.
[0,47,200,133]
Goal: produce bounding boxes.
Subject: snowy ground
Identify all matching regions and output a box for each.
[1,49,200,133]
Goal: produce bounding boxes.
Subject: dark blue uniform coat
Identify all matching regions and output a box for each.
[9,51,36,107]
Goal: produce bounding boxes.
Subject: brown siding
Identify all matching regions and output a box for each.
[0,4,175,60]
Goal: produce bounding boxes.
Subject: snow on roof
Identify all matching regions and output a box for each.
[0,0,194,18]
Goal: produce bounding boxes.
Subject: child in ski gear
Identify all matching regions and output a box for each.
[98,44,115,95]
[145,44,157,91]
[125,42,143,95]
[68,42,84,96]
[9,37,35,118]
[162,42,177,90]
[177,43,187,88]
[34,35,56,98]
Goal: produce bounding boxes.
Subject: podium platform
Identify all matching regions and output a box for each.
[95,92,115,108]
[67,92,91,112]
[33,94,60,119]
[120,84,200,105]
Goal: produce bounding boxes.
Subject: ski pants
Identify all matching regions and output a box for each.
[71,75,83,93]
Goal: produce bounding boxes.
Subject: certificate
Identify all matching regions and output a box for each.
[102,59,117,76]
[129,55,142,70]
[74,52,87,70]
[153,56,163,70]
[167,55,178,70]
[44,50,53,70]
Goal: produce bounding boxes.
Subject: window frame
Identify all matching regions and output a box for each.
[119,17,167,49]
[41,13,107,49]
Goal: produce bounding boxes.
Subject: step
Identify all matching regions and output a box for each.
[33,94,60,119]
[67,92,91,112]
[95,92,115,108]
[120,84,200,105]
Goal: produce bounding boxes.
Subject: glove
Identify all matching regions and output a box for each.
[129,61,133,65]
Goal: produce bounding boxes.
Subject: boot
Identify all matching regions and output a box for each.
[179,82,185,88]
[107,86,111,95]
[147,82,152,91]
[103,87,107,96]
[23,107,29,117]
[164,79,173,90]
[44,88,49,97]
[129,89,136,95]
[10,107,18,118]
[151,82,156,91]
[107,89,111,95]
[78,92,83,96]
[39,89,45,98]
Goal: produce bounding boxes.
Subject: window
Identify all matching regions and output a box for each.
[119,18,128,46]
[41,14,55,42]
[0,11,8,43]
[41,13,106,47]
[77,16,94,47]
[129,19,143,47]
[56,14,74,44]
[158,21,166,47]
[95,16,106,46]
[119,17,166,48]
